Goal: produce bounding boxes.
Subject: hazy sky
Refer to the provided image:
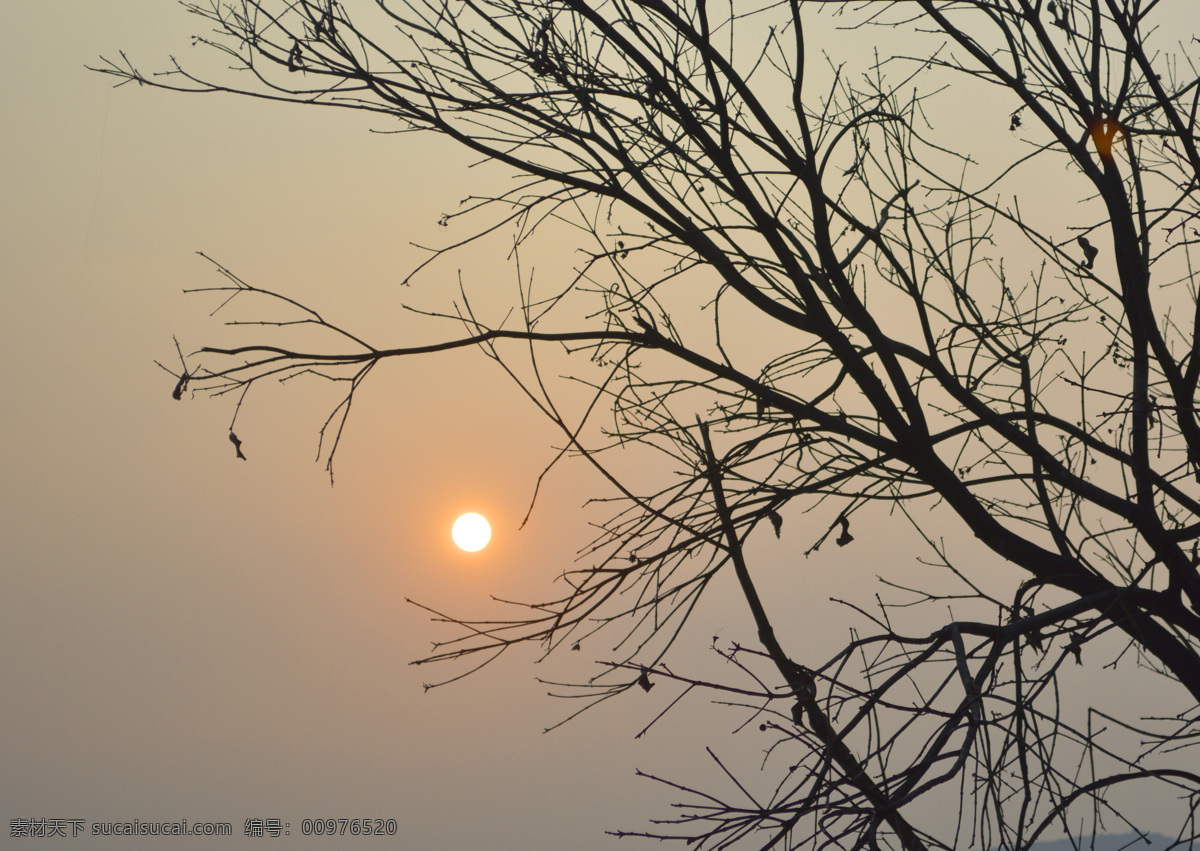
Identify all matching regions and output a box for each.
[2,3,765,847]
[3,2,1197,848]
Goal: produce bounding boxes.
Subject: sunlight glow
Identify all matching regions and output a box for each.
[452,513,491,552]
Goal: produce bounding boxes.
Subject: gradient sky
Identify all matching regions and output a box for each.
[2,3,760,847]
[3,2,1196,848]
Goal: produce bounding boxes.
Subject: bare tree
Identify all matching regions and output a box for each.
[95,1,1200,847]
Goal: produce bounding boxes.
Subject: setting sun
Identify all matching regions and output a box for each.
[451,513,491,552]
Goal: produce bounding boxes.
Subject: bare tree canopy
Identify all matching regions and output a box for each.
[96,1,1200,847]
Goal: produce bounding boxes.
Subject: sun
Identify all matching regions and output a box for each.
[452,513,491,552]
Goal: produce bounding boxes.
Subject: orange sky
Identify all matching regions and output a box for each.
[3,1,1198,847]
[1,3,676,846]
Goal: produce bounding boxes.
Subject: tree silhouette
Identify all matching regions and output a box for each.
[97,1,1200,847]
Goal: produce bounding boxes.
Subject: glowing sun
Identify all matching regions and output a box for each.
[452,513,491,552]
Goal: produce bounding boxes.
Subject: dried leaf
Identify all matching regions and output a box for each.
[835,515,853,547]
[637,669,654,692]
[229,431,247,461]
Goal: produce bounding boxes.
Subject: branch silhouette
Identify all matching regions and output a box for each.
[103,0,1200,845]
